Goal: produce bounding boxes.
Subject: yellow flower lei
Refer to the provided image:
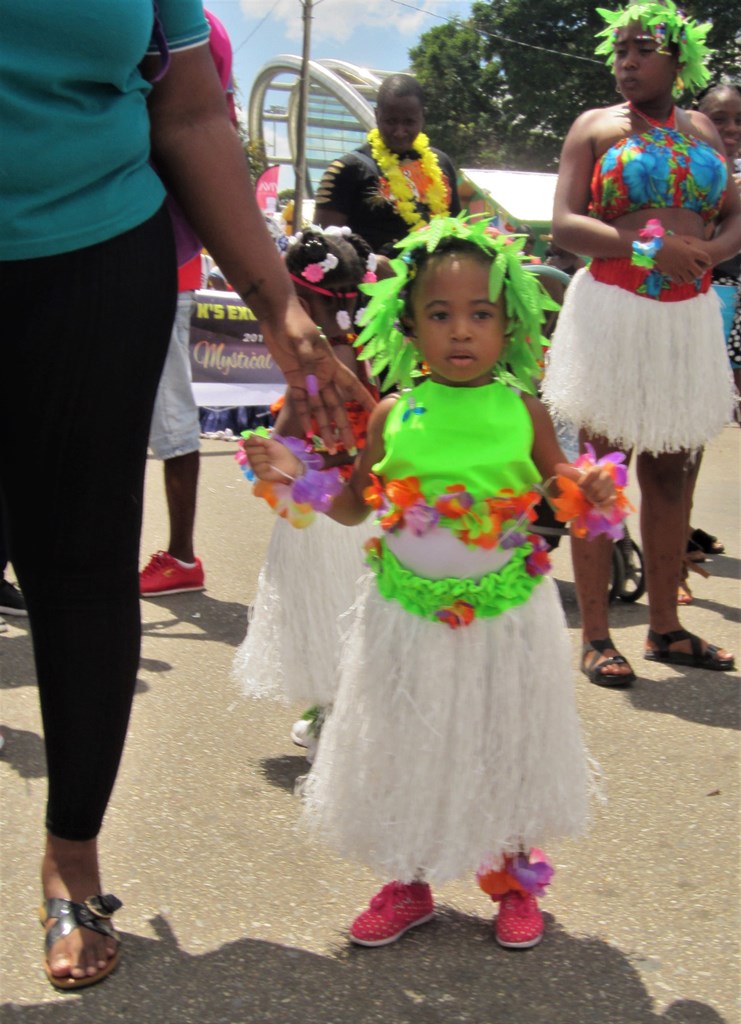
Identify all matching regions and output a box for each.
[367,128,449,229]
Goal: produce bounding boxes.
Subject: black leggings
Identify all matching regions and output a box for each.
[0,208,177,840]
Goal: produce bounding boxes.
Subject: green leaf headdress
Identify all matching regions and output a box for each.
[594,1,713,97]
[355,214,560,395]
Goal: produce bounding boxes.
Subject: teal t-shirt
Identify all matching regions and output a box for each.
[0,0,209,260]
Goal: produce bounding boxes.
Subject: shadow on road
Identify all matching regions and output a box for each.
[0,911,727,1024]
[141,592,249,648]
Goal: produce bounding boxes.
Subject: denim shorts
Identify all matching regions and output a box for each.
[149,291,200,460]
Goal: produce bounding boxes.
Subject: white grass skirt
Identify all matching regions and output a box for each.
[233,514,376,707]
[542,270,735,454]
[301,575,591,885]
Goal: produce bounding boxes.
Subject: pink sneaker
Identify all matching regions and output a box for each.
[140,551,205,596]
[494,891,544,949]
[350,881,434,947]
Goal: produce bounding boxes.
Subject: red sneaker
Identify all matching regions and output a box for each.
[494,890,544,949]
[350,881,434,947]
[140,551,205,597]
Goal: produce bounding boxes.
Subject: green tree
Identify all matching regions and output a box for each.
[409,18,503,166]
[700,4,741,84]
[244,137,268,182]
[411,0,741,171]
[470,0,614,169]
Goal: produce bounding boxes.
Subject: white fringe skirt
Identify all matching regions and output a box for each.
[233,515,376,707]
[541,270,735,454]
[301,575,591,885]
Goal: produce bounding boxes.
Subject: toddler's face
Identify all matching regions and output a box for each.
[408,254,506,388]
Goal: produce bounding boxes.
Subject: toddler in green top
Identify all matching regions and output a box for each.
[245,217,620,952]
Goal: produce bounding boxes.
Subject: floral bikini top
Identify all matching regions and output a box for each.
[590,106,727,224]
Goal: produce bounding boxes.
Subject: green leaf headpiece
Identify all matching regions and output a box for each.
[594,2,713,97]
[355,215,559,395]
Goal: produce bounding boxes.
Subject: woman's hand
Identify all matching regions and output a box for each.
[244,435,302,483]
[262,297,377,453]
[146,44,376,454]
[655,233,712,283]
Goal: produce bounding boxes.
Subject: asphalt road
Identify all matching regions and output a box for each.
[1,425,739,1024]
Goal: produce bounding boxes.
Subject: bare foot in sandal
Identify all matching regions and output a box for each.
[42,835,121,988]
[677,581,693,605]
[581,638,636,688]
[644,629,735,671]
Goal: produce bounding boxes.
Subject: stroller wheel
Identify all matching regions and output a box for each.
[610,535,646,603]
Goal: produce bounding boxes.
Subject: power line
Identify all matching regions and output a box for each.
[232,0,283,54]
[388,0,604,65]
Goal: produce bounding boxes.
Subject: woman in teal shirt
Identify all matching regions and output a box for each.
[0,1,371,990]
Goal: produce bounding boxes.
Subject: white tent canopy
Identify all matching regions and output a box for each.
[460,168,558,227]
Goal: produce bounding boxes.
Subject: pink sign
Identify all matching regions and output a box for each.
[255,165,280,212]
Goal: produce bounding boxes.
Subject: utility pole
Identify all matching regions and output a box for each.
[293,0,314,229]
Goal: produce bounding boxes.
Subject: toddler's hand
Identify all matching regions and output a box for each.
[579,466,616,510]
[244,435,302,483]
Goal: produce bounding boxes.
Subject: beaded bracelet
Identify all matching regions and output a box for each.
[630,218,666,270]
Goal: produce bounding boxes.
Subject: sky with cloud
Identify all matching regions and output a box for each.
[207,0,473,100]
[238,0,449,44]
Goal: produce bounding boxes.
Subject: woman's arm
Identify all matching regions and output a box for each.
[701,183,741,268]
[684,110,741,267]
[143,45,374,450]
[553,110,636,258]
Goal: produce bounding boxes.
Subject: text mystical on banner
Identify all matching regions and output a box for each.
[189,289,285,407]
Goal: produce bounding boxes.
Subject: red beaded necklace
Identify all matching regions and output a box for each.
[628,101,676,129]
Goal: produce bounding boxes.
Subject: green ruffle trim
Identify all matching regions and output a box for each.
[366,540,542,625]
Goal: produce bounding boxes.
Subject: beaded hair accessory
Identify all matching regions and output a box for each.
[287,224,374,291]
[595,1,713,96]
[355,214,560,393]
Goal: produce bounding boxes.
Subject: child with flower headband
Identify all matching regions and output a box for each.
[244,215,628,949]
[542,1,739,685]
[233,226,380,760]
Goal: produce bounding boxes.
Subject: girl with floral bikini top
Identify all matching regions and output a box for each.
[541,0,740,686]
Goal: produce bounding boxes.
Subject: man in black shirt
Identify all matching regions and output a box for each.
[315,74,460,256]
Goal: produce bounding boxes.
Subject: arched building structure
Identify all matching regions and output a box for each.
[248,56,398,197]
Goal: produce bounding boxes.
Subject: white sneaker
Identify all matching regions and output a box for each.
[0,616,7,635]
